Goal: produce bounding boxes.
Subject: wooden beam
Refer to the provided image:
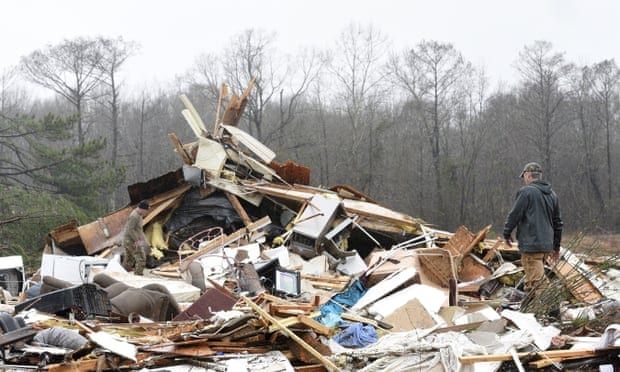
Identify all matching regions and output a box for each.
[298,315,333,336]
[459,346,620,364]
[225,191,252,226]
[167,133,194,165]
[268,311,321,332]
[242,296,340,372]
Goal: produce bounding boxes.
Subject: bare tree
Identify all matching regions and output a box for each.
[567,66,605,214]
[94,36,139,165]
[329,23,389,192]
[514,40,573,181]
[588,59,620,201]
[387,40,471,221]
[1,67,29,116]
[264,47,325,148]
[20,37,105,146]
[178,52,222,128]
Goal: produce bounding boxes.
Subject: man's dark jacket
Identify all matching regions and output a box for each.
[503,180,563,253]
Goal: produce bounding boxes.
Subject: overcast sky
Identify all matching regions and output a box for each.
[2,0,620,91]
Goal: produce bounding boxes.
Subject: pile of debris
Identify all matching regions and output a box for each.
[0,81,618,371]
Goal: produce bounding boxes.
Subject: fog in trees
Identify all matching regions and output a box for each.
[2,28,619,262]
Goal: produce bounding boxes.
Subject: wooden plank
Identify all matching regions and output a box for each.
[242,296,339,372]
[268,311,322,333]
[459,346,620,364]
[297,315,333,336]
[167,133,194,165]
[226,191,252,226]
[464,225,492,255]
[293,364,328,372]
[306,281,347,291]
[221,78,255,126]
[340,312,393,330]
[301,274,351,284]
[271,304,315,314]
[289,332,333,364]
[341,199,420,232]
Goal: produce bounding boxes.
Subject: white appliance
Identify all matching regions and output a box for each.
[40,254,109,285]
[0,255,26,296]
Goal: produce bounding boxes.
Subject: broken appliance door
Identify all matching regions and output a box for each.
[289,195,342,259]
[0,255,25,297]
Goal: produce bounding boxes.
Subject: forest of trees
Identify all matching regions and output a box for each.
[1,25,618,268]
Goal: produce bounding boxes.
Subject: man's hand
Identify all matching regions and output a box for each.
[548,250,560,264]
[504,236,513,248]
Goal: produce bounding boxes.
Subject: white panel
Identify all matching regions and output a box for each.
[221,124,276,163]
[293,195,341,239]
[194,137,227,177]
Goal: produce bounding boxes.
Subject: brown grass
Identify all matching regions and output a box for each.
[565,233,620,256]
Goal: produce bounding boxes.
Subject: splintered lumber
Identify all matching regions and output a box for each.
[145,340,216,357]
[289,332,333,364]
[46,354,151,372]
[465,225,492,254]
[459,346,620,364]
[270,304,315,315]
[150,270,181,278]
[225,191,252,226]
[268,311,322,332]
[167,133,194,165]
[221,78,255,126]
[213,83,229,134]
[242,296,340,372]
[298,315,333,336]
[294,365,330,372]
[301,274,351,284]
[340,312,393,330]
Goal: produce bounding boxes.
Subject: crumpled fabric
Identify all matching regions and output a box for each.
[316,279,366,327]
[333,322,378,348]
[33,327,89,350]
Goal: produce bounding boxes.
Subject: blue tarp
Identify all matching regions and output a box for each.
[316,279,366,327]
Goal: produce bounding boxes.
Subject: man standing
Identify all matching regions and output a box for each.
[503,162,563,297]
[122,200,150,275]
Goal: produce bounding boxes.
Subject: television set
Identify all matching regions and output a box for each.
[274,268,301,297]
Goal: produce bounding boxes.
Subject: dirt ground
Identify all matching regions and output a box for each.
[564,233,620,256]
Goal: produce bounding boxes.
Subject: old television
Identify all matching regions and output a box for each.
[274,268,301,297]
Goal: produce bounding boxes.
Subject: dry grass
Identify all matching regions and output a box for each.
[566,233,620,256]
